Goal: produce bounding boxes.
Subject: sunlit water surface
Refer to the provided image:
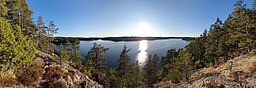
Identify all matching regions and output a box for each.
[79,39,189,68]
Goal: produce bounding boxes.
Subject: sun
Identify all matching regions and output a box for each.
[136,22,151,36]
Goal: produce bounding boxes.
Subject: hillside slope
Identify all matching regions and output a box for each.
[0,50,103,88]
[34,50,103,88]
[154,54,256,88]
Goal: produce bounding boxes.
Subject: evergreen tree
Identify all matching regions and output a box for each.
[0,17,35,72]
[143,54,158,87]
[133,60,140,87]
[178,49,193,81]
[116,44,131,87]
[205,18,223,65]
[35,16,47,52]
[253,0,256,10]
[72,39,82,63]
[59,44,69,65]
[84,42,109,85]
[46,21,58,53]
[160,48,178,78]
[2,0,35,37]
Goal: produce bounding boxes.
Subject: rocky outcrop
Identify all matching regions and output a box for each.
[154,54,256,88]
[33,50,103,88]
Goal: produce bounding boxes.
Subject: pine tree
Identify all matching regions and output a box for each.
[160,48,178,78]
[132,60,140,87]
[35,16,47,52]
[116,44,131,87]
[85,42,109,84]
[178,49,193,81]
[253,0,256,10]
[205,18,223,65]
[72,39,82,63]
[143,54,158,87]
[59,44,69,65]
[46,21,58,53]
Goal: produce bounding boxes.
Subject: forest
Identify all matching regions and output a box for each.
[0,0,256,88]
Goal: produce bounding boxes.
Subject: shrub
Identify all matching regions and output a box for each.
[249,61,256,72]
[49,79,68,88]
[65,69,76,80]
[205,82,225,88]
[0,76,18,87]
[43,66,64,81]
[0,17,36,72]
[16,64,43,86]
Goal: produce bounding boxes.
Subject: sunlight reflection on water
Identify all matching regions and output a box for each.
[137,40,148,67]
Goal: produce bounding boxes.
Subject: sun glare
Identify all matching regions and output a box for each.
[136,22,151,36]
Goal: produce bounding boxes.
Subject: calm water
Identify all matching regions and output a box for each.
[79,39,189,67]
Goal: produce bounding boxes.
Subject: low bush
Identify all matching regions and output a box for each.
[16,64,43,86]
[43,66,64,81]
[49,79,68,88]
[65,69,76,80]
[0,76,18,87]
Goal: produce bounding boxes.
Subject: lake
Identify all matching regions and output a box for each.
[79,39,189,68]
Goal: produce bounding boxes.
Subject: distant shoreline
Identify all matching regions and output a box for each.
[53,36,196,44]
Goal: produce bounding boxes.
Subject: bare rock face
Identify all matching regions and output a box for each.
[33,50,103,88]
[190,54,256,88]
[155,54,256,88]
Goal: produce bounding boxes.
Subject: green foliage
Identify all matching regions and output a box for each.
[0,17,35,72]
[143,54,158,87]
[160,48,178,78]
[105,68,121,88]
[116,45,131,87]
[83,42,109,85]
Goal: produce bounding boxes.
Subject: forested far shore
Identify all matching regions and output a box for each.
[52,36,196,44]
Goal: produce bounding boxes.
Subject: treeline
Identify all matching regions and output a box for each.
[0,0,61,86]
[158,0,256,84]
[0,0,59,71]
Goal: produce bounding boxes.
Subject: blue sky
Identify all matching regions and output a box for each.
[27,0,253,37]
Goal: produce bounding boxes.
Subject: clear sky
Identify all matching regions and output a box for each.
[27,0,253,37]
